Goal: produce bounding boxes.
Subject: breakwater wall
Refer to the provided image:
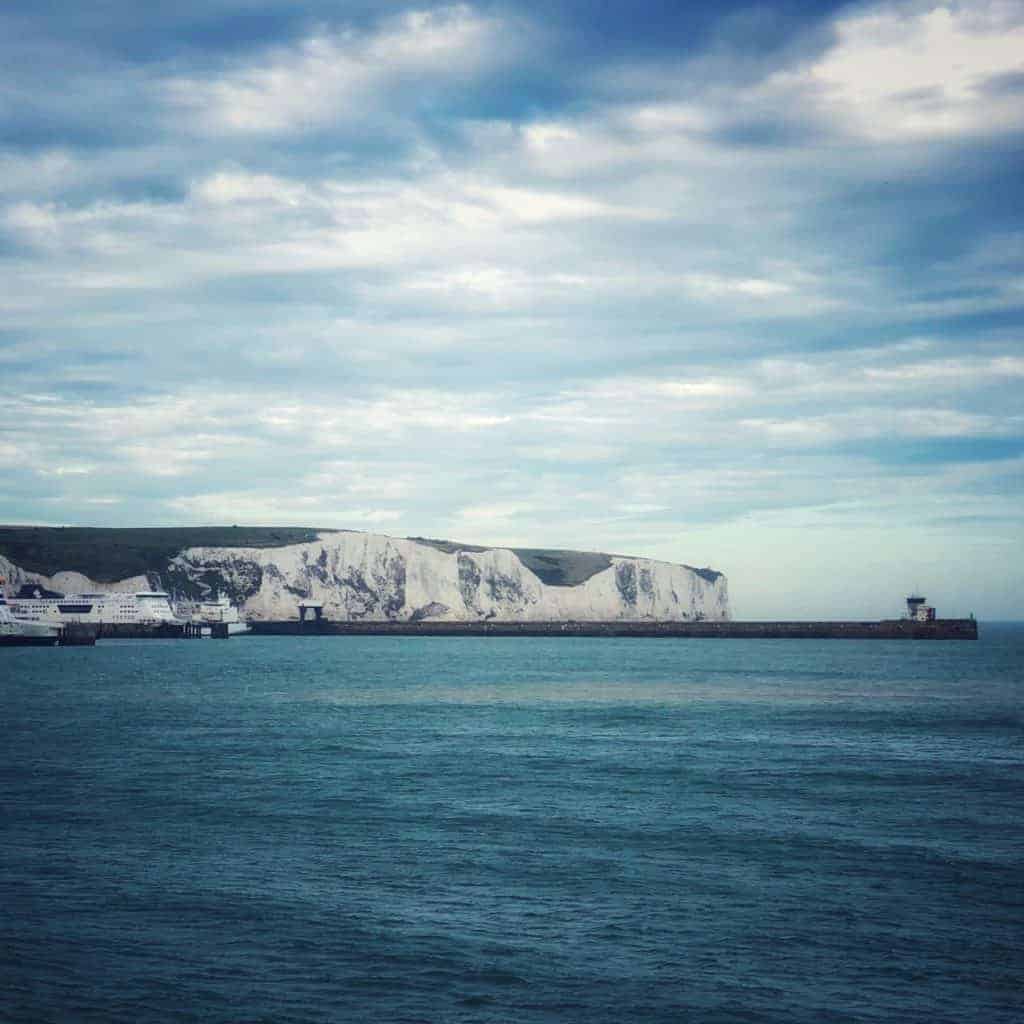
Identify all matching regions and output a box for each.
[95,623,185,640]
[251,619,978,639]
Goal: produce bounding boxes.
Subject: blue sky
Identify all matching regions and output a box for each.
[1,0,1022,618]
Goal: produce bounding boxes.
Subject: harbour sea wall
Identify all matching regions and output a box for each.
[251,619,979,639]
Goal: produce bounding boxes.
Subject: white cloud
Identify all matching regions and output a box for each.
[864,356,1024,384]
[0,150,77,195]
[740,407,1014,443]
[4,202,63,247]
[512,443,624,463]
[805,1,1024,140]
[455,501,534,524]
[38,463,97,478]
[0,441,32,468]
[193,170,313,207]
[680,273,794,299]
[2,0,1023,619]
[464,183,642,223]
[167,5,518,135]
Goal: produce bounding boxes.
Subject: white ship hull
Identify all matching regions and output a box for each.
[0,594,61,645]
[8,587,182,628]
[0,631,60,646]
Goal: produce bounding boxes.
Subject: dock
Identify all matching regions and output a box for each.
[250,618,978,639]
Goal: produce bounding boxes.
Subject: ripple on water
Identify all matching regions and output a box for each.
[1,632,1022,1023]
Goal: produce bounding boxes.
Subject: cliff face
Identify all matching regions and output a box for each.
[0,531,730,622]
[0,554,153,597]
[166,533,729,622]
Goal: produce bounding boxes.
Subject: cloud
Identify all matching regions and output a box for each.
[802,2,1024,140]
[0,0,1022,615]
[166,5,522,136]
[166,491,403,525]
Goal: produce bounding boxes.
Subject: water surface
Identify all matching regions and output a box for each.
[2,628,1022,1022]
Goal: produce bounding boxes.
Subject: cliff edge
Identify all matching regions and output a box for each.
[0,527,729,623]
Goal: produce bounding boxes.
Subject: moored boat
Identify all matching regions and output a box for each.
[0,582,60,646]
[8,585,183,629]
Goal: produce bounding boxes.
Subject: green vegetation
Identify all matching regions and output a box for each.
[510,548,614,587]
[0,526,333,582]
[408,538,720,585]
[407,536,488,554]
[0,525,722,588]
[409,537,614,586]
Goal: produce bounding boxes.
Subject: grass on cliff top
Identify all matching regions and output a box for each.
[0,525,722,587]
[0,526,331,582]
[408,537,721,585]
[409,537,615,586]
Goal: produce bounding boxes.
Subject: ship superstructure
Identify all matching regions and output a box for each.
[0,580,60,645]
[8,585,182,627]
[905,594,937,622]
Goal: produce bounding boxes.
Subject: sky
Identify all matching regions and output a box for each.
[1,0,1022,619]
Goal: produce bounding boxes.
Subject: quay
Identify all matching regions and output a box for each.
[251,618,978,640]
[182,622,230,639]
[58,623,99,646]
[6,595,977,644]
[250,592,977,640]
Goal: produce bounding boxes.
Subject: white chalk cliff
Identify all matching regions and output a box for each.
[0,532,730,622]
[165,532,729,622]
[0,555,151,596]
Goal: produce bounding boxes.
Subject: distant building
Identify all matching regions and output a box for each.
[298,601,324,623]
[906,595,936,622]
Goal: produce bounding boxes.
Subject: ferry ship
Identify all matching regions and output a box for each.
[8,585,182,628]
[0,582,60,645]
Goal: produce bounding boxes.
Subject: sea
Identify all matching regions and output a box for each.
[2,627,1022,1024]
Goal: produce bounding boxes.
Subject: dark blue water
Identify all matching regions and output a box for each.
[2,628,1022,1023]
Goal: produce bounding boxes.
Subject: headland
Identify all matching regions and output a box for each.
[0,526,977,640]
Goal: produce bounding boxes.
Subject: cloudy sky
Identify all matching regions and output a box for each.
[2,1,1022,617]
